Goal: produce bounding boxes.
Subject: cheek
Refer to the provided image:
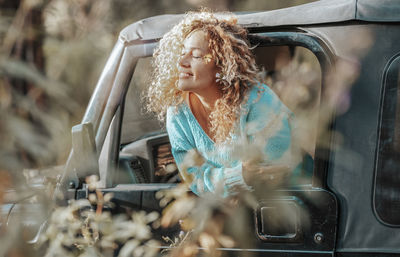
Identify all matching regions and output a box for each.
[194,65,217,81]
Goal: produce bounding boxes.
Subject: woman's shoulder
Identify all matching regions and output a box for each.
[167,104,186,120]
[167,93,190,117]
[247,83,281,107]
[244,83,293,119]
[167,103,194,130]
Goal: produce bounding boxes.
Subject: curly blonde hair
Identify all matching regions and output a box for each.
[145,10,260,143]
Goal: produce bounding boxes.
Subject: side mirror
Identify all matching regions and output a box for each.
[71,122,99,179]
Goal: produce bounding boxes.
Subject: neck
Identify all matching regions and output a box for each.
[196,94,216,112]
[192,85,222,112]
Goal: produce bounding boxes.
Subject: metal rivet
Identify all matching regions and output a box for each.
[314,233,324,244]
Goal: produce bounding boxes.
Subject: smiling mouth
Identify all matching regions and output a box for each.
[179,72,193,78]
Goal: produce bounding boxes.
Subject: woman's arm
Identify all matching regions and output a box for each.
[166,107,251,197]
[242,84,303,186]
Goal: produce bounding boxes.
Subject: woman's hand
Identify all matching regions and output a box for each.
[243,161,291,188]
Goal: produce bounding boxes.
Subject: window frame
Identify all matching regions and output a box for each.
[373,52,400,227]
[248,31,334,189]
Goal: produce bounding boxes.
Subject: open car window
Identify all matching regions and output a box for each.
[115,43,321,187]
[255,45,321,159]
[121,57,162,145]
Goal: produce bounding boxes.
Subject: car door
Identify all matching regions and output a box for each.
[74,29,338,256]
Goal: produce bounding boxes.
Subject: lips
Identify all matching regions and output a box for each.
[179,71,193,79]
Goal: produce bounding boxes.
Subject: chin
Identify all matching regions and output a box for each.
[177,81,193,92]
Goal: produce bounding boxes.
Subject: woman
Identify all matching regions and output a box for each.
[146,11,309,196]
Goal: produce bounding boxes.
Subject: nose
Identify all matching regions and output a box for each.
[179,52,190,68]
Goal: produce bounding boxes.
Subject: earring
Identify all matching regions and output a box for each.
[216,72,228,86]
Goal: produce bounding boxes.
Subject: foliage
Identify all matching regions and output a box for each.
[39,176,160,257]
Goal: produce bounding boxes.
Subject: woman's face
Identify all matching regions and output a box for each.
[177,30,219,95]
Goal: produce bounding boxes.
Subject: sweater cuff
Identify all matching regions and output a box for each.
[224,163,253,194]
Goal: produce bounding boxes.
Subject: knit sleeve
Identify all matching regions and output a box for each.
[166,107,251,197]
[245,85,293,164]
[245,85,313,185]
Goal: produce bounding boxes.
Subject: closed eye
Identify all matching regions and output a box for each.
[181,49,203,59]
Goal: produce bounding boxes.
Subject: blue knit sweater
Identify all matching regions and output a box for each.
[166,84,309,196]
